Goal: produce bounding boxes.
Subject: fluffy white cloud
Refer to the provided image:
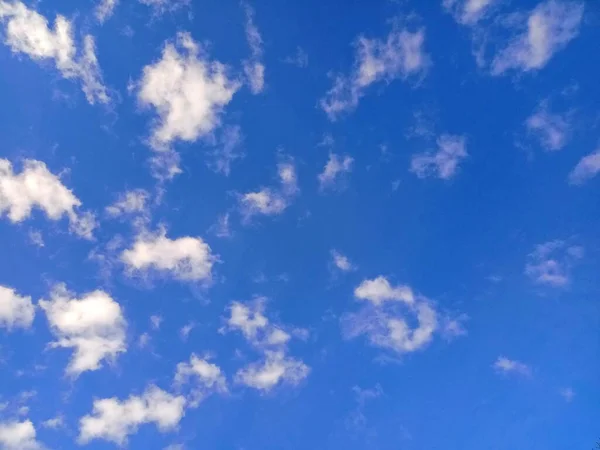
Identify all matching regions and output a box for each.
[568,148,600,185]
[0,159,96,239]
[137,32,240,151]
[525,240,583,287]
[491,0,584,75]
[410,134,467,180]
[443,0,498,25]
[105,189,149,217]
[242,2,265,94]
[227,301,269,342]
[354,276,414,306]
[0,1,109,104]
[174,354,227,406]
[235,351,309,391]
[330,250,355,272]
[0,285,34,330]
[121,228,216,282]
[0,420,42,450]
[318,153,353,190]
[78,386,185,445]
[39,284,126,377]
[493,356,531,377]
[526,102,570,151]
[240,161,298,219]
[320,24,428,120]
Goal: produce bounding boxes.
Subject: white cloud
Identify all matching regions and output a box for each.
[318,153,353,190]
[354,276,414,306]
[39,284,127,377]
[0,420,42,450]
[207,125,244,176]
[235,350,309,391]
[121,228,216,282]
[95,0,118,23]
[320,24,428,120]
[150,315,162,330]
[41,415,64,430]
[560,387,575,402]
[139,0,189,15]
[240,161,298,219]
[105,189,149,217]
[0,159,96,239]
[174,354,227,406]
[525,240,583,287]
[78,386,185,446]
[443,0,498,25]
[330,250,355,272]
[28,230,44,247]
[211,213,232,238]
[242,2,265,94]
[491,0,584,75]
[493,356,531,377]
[0,1,109,104]
[410,134,467,180]
[137,32,240,151]
[226,301,269,342]
[568,148,600,185]
[0,285,34,330]
[526,102,570,151]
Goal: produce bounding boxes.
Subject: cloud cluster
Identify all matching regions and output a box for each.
[0,285,35,330]
[225,300,309,391]
[525,240,583,287]
[0,1,109,104]
[39,284,127,377]
[0,159,96,239]
[320,23,429,120]
[410,134,468,180]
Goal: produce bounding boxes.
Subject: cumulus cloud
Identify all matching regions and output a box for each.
[318,153,353,190]
[105,189,149,217]
[354,276,414,306]
[0,1,109,104]
[410,134,467,180]
[0,420,42,450]
[330,250,356,272]
[240,161,298,219]
[493,356,531,377]
[39,284,127,377]
[0,285,34,330]
[121,228,216,282]
[78,386,185,446]
[174,354,227,407]
[526,102,570,151]
[137,32,240,151]
[491,0,584,75]
[320,23,428,120]
[443,0,498,25]
[235,351,309,391]
[242,2,265,94]
[0,159,96,239]
[525,240,583,287]
[568,148,600,185]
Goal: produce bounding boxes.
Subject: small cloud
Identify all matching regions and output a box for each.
[283,46,308,68]
[493,356,531,377]
[330,250,356,272]
[568,148,600,185]
[526,101,570,151]
[525,240,582,287]
[410,134,467,180]
[150,315,163,330]
[28,230,44,248]
[180,322,195,341]
[42,415,64,430]
[242,2,265,94]
[559,387,575,402]
[318,153,354,191]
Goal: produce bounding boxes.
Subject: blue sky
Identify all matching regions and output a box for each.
[0,0,598,448]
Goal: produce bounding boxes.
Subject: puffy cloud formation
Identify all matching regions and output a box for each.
[493,356,531,377]
[343,276,454,355]
[318,153,353,190]
[39,284,127,376]
[235,350,309,391]
[525,240,583,287]
[137,32,240,151]
[569,148,600,185]
[174,354,227,407]
[410,134,468,180]
[0,159,96,239]
[121,228,216,282]
[0,420,42,450]
[443,0,498,25]
[242,2,265,94]
[240,161,298,219]
[320,24,428,120]
[491,0,584,75]
[526,102,570,151]
[0,285,34,330]
[78,386,185,445]
[0,1,109,104]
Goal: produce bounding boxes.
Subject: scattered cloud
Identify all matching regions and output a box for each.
[568,148,600,185]
[330,250,356,272]
[242,2,265,94]
[95,0,118,23]
[207,125,244,176]
[443,0,499,25]
[121,227,216,282]
[493,356,532,377]
[320,23,428,120]
[41,415,64,430]
[150,315,163,330]
[318,153,353,190]
[139,0,189,16]
[78,385,186,445]
[211,213,232,238]
[526,101,570,151]
[354,276,415,306]
[235,350,309,391]
[39,284,127,377]
[284,46,308,68]
[525,240,583,287]
[174,354,227,406]
[559,387,575,402]
[136,32,240,152]
[0,1,109,104]
[0,159,96,239]
[0,285,35,330]
[105,189,150,218]
[490,0,584,75]
[28,230,44,247]
[0,420,42,450]
[410,134,467,180]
